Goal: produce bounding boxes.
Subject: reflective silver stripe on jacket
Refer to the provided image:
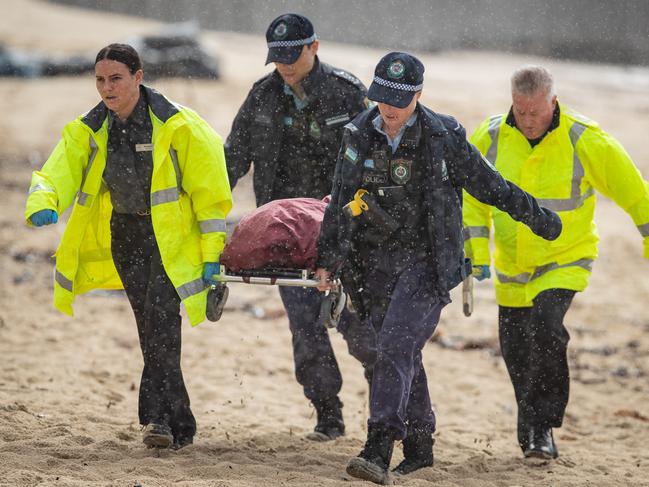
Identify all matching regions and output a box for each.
[176,278,206,300]
[169,147,183,191]
[148,149,183,207]
[151,187,179,206]
[463,226,490,240]
[486,119,594,212]
[55,270,73,292]
[199,219,227,234]
[496,258,593,284]
[28,183,55,195]
[536,122,593,212]
[486,115,503,163]
[638,222,649,237]
[77,135,99,207]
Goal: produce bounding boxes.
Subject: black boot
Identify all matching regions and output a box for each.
[392,427,434,475]
[171,433,194,450]
[346,424,395,485]
[306,397,345,441]
[142,423,173,449]
[522,426,559,459]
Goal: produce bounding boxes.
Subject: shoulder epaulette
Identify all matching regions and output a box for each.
[344,122,359,132]
[331,68,365,90]
[251,72,277,91]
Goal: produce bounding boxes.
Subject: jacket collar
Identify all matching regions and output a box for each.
[417,104,450,136]
[271,56,326,102]
[505,101,561,146]
[299,57,326,100]
[82,84,180,133]
[355,103,448,138]
[107,87,149,130]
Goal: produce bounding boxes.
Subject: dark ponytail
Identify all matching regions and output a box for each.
[95,43,142,74]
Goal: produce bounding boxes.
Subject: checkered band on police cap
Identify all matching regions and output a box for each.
[372,76,423,92]
[367,52,425,108]
[265,13,317,65]
[265,13,316,49]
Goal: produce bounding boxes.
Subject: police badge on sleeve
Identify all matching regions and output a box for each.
[390,159,412,184]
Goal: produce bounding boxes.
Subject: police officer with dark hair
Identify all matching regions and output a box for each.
[315,52,563,484]
[225,13,374,441]
[26,43,232,450]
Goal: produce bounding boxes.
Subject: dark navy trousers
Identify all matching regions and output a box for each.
[279,286,376,404]
[365,259,444,440]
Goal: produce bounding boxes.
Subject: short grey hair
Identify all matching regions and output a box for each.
[511,65,555,99]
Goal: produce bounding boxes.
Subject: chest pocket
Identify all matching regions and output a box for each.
[250,114,274,157]
[316,109,351,147]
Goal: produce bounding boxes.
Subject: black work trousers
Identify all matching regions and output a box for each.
[498,288,575,438]
[111,212,196,441]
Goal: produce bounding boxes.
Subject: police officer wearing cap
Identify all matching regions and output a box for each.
[225,13,374,442]
[315,52,563,484]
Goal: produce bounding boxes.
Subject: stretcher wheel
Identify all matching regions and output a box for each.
[206,283,229,322]
[319,289,346,329]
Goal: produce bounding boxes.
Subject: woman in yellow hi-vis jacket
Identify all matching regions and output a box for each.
[464,65,649,460]
[24,44,232,450]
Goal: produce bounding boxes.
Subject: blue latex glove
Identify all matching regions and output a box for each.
[30,209,58,227]
[472,265,491,281]
[202,262,221,286]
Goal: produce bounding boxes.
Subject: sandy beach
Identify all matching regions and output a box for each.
[1,1,648,486]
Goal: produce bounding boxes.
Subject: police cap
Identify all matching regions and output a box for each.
[265,13,317,65]
[368,52,425,108]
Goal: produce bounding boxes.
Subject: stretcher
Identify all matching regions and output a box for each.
[206,267,345,328]
[205,197,345,326]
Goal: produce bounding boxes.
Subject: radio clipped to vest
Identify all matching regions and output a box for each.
[343,189,400,242]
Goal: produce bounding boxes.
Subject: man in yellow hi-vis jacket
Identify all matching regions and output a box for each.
[24,44,232,450]
[464,65,649,460]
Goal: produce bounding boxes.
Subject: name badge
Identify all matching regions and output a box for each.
[135,143,154,152]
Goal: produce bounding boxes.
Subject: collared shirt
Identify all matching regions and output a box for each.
[372,112,418,154]
[283,83,309,111]
[104,88,154,214]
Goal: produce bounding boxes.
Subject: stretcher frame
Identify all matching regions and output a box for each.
[218,266,339,289]
[207,265,344,327]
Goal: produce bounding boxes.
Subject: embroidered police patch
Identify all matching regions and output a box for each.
[390,159,412,184]
[309,120,322,139]
[274,22,288,39]
[344,146,359,164]
[387,60,405,79]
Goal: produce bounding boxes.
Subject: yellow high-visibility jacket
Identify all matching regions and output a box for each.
[464,101,649,307]
[25,86,232,325]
